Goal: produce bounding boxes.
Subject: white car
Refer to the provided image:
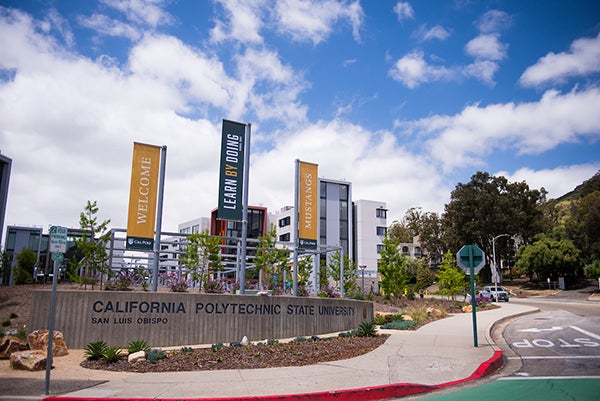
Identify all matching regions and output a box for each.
[479,286,509,302]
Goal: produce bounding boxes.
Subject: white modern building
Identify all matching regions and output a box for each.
[353,200,387,291]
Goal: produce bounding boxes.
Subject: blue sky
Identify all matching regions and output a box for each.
[1,0,599,233]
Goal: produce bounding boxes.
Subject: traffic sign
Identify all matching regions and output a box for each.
[457,245,485,275]
[49,226,68,254]
[51,253,63,262]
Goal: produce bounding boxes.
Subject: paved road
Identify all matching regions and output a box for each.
[407,284,600,400]
[504,309,600,377]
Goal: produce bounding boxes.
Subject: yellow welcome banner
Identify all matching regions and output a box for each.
[298,161,318,249]
[126,142,161,250]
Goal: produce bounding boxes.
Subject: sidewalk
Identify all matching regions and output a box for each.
[2,302,538,401]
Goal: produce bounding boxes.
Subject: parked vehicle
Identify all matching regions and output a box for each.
[479,286,509,302]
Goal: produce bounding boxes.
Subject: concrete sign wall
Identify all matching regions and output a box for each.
[30,291,374,348]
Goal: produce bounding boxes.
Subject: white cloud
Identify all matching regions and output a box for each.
[101,0,174,27]
[409,88,600,171]
[497,164,600,200]
[463,34,507,86]
[388,50,453,89]
[463,59,499,86]
[465,34,507,61]
[475,9,512,34]
[251,120,448,219]
[275,0,363,44]
[78,13,142,41]
[210,0,265,44]
[520,32,600,87]
[393,2,414,22]
[415,24,450,42]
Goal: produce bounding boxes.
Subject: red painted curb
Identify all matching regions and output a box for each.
[44,351,503,401]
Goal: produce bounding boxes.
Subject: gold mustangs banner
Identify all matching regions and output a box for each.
[126,142,161,250]
[298,161,318,249]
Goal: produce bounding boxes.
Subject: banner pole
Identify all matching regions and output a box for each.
[239,124,251,294]
[151,145,167,292]
[292,159,299,296]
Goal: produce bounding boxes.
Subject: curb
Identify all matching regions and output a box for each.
[42,351,503,401]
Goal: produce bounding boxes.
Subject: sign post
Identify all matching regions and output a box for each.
[46,226,67,394]
[457,244,485,347]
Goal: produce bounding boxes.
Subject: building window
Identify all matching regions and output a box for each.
[376,226,387,236]
[192,224,199,234]
[377,244,385,254]
[339,184,348,201]
[402,246,409,255]
[278,216,291,227]
[415,247,422,256]
[376,208,387,218]
[279,233,290,242]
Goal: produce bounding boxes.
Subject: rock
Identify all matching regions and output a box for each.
[462,305,472,313]
[27,330,69,357]
[9,350,47,371]
[0,336,29,359]
[128,350,146,363]
[401,315,413,321]
[426,307,444,318]
[241,336,249,345]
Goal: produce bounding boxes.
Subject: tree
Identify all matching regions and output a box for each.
[565,191,600,264]
[514,234,582,281]
[296,255,313,295]
[180,230,223,291]
[1,251,11,284]
[443,171,547,281]
[584,260,600,286]
[328,250,359,295]
[417,211,447,263]
[70,200,111,289]
[14,248,36,285]
[387,220,412,243]
[253,225,288,290]
[436,252,468,300]
[377,234,408,297]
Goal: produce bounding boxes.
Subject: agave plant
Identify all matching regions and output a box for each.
[127,339,150,354]
[357,321,377,337]
[84,340,108,360]
[102,346,123,363]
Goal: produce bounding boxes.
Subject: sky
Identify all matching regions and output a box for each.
[1,0,599,235]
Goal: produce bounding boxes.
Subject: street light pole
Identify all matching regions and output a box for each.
[492,234,510,291]
[359,265,366,292]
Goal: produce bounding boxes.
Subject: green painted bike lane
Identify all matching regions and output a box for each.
[418,378,600,401]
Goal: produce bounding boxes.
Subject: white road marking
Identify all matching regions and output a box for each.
[570,326,600,341]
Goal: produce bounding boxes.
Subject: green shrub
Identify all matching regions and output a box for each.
[402,306,429,324]
[145,349,166,363]
[9,312,17,319]
[15,327,27,341]
[381,320,417,330]
[181,346,193,353]
[0,329,5,338]
[338,330,358,337]
[127,339,150,354]
[1,320,10,327]
[357,321,377,337]
[102,346,123,363]
[211,343,224,352]
[84,340,108,360]
[104,276,133,291]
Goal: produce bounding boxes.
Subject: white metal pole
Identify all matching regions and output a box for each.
[239,123,251,294]
[151,145,167,292]
[292,159,299,296]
